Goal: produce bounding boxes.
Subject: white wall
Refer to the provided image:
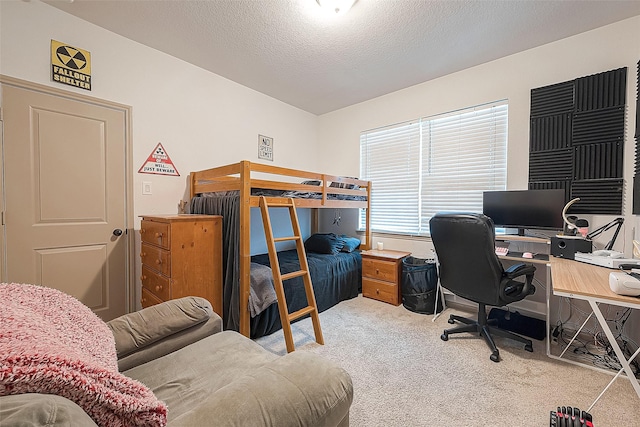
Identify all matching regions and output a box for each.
[0,0,319,227]
[317,16,640,259]
[0,0,323,304]
[3,1,640,324]
[3,2,637,257]
[316,15,640,330]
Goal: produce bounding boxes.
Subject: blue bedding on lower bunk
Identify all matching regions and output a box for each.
[250,249,362,339]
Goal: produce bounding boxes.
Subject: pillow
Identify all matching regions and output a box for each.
[304,233,344,254]
[329,177,359,190]
[339,235,362,252]
[0,283,167,427]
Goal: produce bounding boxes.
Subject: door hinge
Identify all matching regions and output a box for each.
[1,211,4,226]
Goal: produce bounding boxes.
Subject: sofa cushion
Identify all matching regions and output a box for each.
[0,283,167,427]
[124,331,277,421]
[124,331,353,426]
[170,351,353,427]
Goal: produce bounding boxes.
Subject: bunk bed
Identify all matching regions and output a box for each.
[189,160,372,338]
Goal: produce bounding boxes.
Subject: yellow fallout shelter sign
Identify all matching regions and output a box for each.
[51,40,91,91]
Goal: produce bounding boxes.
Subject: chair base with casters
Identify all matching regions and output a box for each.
[440,303,533,362]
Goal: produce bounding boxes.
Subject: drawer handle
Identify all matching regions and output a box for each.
[376,289,380,294]
[155,232,163,238]
[141,275,147,281]
[155,285,162,292]
[141,297,146,303]
[155,259,162,265]
[376,269,380,274]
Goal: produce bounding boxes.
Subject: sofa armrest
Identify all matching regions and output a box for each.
[107,296,222,371]
[0,394,99,427]
[170,352,353,427]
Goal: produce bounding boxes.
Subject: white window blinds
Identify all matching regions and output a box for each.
[360,100,508,235]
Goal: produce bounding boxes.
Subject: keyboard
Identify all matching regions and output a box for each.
[495,246,509,256]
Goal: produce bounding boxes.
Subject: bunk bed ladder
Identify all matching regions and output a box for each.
[259,196,324,353]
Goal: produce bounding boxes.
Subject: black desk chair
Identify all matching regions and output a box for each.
[429,213,536,362]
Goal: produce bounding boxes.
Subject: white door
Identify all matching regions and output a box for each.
[1,78,132,321]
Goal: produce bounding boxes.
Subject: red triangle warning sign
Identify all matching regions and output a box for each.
[138,143,180,176]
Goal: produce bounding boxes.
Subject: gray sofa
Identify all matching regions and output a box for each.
[0,297,353,426]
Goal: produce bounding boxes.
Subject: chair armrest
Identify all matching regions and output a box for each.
[501,263,536,301]
[504,263,536,279]
[107,296,222,371]
[170,352,353,427]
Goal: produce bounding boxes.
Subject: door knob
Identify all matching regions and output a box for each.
[113,229,123,236]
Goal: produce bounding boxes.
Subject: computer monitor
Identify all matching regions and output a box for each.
[482,189,566,235]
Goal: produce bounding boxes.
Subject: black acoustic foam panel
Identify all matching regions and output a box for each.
[529,67,627,215]
[633,61,640,214]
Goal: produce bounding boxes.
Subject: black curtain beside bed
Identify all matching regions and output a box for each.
[190,195,241,331]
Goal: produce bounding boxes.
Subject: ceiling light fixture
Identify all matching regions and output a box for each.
[316,0,357,16]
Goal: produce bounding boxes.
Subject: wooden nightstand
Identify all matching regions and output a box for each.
[361,249,411,305]
[139,214,223,317]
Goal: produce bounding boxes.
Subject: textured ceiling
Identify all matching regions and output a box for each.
[45,0,640,115]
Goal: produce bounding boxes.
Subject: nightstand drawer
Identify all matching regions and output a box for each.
[140,243,171,276]
[362,258,397,282]
[141,287,163,309]
[140,220,170,249]
[141,266,171,301]
[362,277,399,305]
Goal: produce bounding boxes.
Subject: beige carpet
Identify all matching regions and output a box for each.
[255,295,640,426]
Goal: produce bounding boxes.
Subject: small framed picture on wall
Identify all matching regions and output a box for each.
[258,135,274,161]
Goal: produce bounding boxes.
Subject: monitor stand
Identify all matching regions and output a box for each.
[500,228,526,236]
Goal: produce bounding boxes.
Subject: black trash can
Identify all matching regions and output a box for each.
[401,256,442,314]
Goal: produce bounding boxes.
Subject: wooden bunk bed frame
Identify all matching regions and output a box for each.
[189,160,372,337]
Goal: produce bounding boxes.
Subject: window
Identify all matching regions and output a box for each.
[360,100,508,235]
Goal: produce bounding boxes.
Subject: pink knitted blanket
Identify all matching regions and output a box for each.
[0,283,167,426]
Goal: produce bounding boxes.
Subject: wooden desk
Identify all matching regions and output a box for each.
[550,257,640,308]
[549,257,640,404]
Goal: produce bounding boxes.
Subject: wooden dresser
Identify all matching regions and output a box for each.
[361,249,411,305]
[139,214,223,317]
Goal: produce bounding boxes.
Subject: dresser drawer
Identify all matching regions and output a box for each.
[141,287,163,309]
[141,266,171,301]
[140,243,171,276]
[362,277,400,305]
[362,258,398,282]
[140,220,170,249]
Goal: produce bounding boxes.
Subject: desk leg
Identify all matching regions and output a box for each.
[431,280,447,322]
[588,346,640,412]
[558,312,594,359]
[546,263,551,357]
[589,300,640,399]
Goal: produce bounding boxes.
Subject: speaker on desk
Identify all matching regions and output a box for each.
[550,236,592,260]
